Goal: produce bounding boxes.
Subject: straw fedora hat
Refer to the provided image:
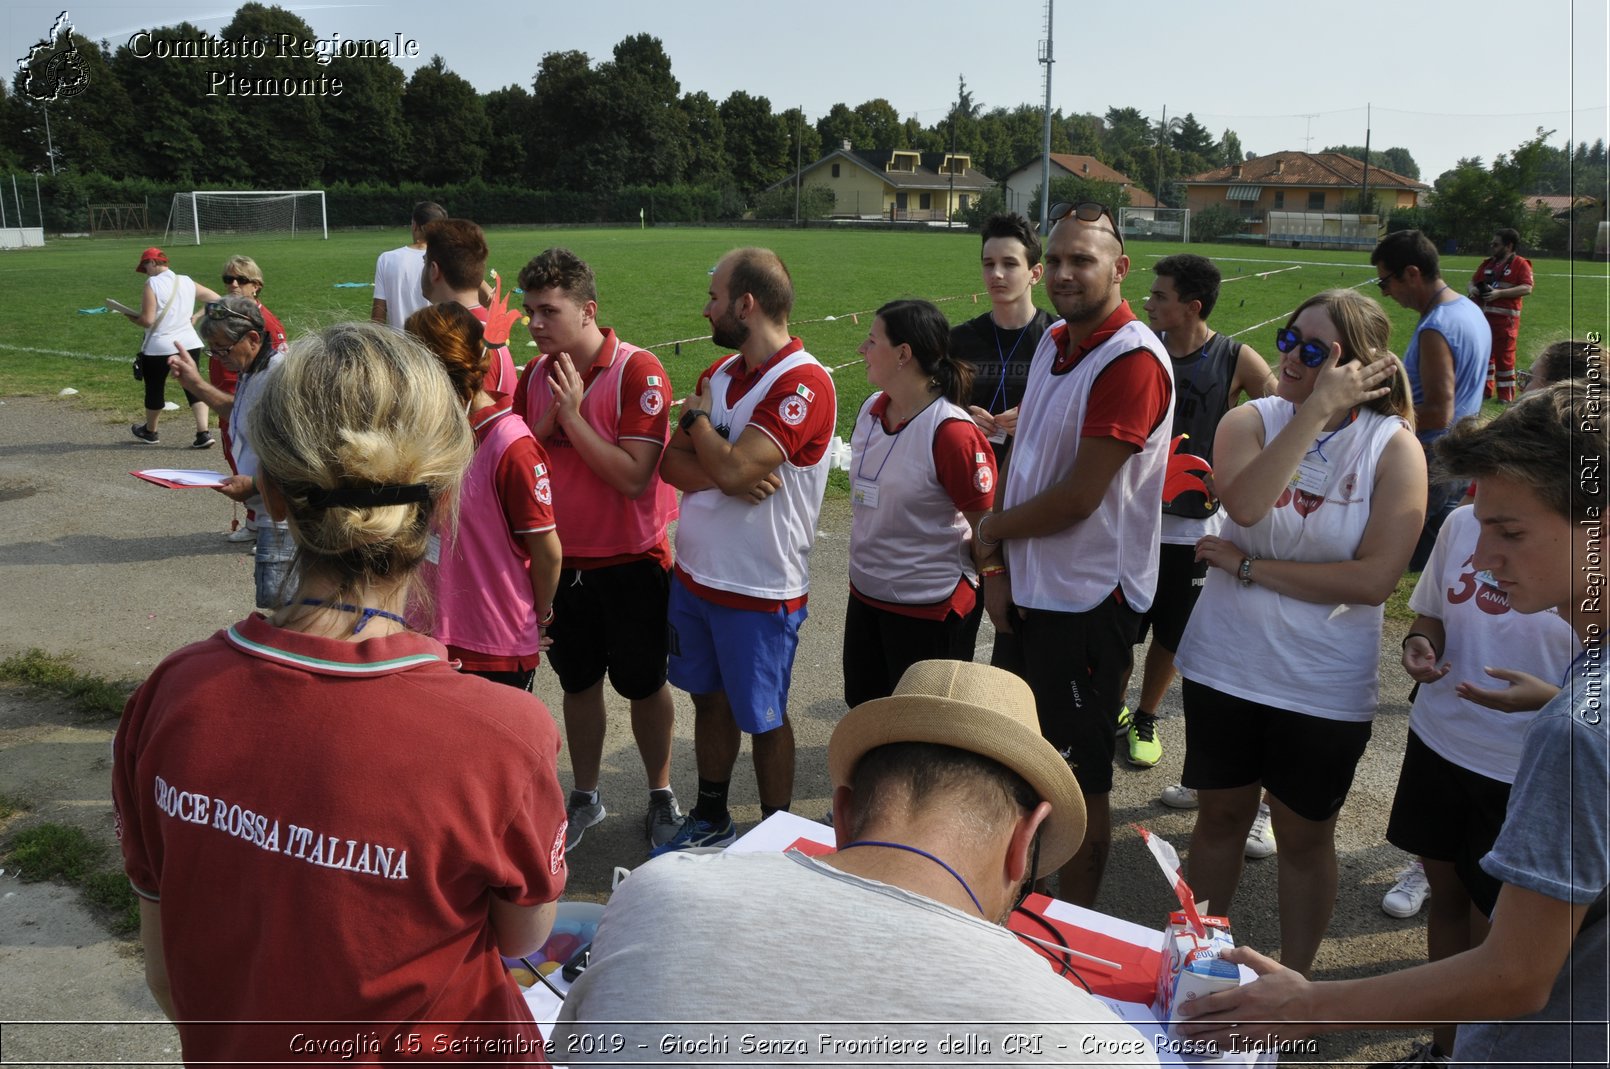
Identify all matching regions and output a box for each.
[827,660,1086,878]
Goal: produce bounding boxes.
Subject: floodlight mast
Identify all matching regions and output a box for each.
[1038,0,1054,234]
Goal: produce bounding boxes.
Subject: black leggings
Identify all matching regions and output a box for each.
[139,350,203,412]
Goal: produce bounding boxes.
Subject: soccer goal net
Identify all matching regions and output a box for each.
[163,190,328,245]
[1119,206,1190,243]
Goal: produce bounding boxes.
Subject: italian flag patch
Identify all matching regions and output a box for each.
[646,375,662,386]
[794,383,815,403]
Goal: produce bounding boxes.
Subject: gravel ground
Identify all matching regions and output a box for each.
[0,394,1436,1066]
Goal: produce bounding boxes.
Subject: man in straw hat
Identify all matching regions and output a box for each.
[553,661,1159,1066]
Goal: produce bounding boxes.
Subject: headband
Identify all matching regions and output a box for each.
[304,483,431,510]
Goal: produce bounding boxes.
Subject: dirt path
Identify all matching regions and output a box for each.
[0,394,1429,1065]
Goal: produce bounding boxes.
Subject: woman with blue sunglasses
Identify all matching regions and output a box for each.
[1171,288,1425,978]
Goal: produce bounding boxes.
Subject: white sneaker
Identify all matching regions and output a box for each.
[1382,859,1430,918]
[1160,783,1199,809]
[226,525,256,543]
[1244,802,1277,859]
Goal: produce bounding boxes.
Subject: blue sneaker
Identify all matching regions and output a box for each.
[648,813,736,857]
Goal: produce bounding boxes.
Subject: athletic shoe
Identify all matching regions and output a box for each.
[1114,704,1132,738]
[1126,711,1162,768]
[1382,859,1431,918]
[648,813,737,857]
[225,525,256,543]
[1244,801,1277,859]
[190,430,216,449]
[564,792,606,853]
[130,424,159,444]
[1160,783,1199,809]
[1367,1040,1449,1067]
[644,790,683,849]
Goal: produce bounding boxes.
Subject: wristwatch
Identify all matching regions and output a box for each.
[1238,557,1255,586]
[679,408,710,434]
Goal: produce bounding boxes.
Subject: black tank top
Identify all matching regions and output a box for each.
[1163,331,1240,520]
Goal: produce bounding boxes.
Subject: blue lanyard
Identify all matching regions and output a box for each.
[300,598,409,633]
[838,839,983,916]
[854,398,930,484]
[1307,408,1358,463]
[990,319,1032,412]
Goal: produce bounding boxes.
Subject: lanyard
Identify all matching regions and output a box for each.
[1307,408,1358,463]
[989,319,1032,412]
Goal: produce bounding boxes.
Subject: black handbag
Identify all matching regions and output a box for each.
[132,355,143,381]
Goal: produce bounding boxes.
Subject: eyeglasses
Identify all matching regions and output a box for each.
[1274,326,1339,368]
[204,301,260,327]
[1373,272,1398,291]
[222,274,257,286]
[206,341,239,360]
[1048,201,1124,247]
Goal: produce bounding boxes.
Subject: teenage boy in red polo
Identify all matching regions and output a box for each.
[513,248,682,851]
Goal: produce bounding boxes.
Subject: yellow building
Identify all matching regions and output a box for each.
[769,142,996,221]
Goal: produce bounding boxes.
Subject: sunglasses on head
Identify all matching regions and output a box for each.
[204,301,261,328]
[1048,201,1124,247]
[222,274,256,286]
[1274,326,1342,368]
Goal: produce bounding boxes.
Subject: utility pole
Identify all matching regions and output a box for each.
[1037,0,1054,233]
[793,106,803,226]
[948,76,960,229]
[1360,102,1372,218]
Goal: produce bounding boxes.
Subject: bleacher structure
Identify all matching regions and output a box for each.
[1264,212,1382,250]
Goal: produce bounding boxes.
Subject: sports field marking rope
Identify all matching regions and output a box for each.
[1226,276,1379,339]
[1220,265,1302,283]
[641,291,990,355]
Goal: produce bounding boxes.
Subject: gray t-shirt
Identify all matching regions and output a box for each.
[1455,649,1609,1067]
[553,850,1159,1067]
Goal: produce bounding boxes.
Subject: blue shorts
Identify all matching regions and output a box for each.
[667,581,805,735]
[254,524,296,610]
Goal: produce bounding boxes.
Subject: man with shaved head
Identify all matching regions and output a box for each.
[655,248,836,853]
[973,204,1174,906]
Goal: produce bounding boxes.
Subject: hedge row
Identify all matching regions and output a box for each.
[18,174,754,233]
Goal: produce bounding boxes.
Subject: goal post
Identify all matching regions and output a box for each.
[1118,206,1191,244]
[163,190,328,245]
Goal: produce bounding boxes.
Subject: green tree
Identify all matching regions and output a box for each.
[528,50,603,191]
[7,34,135,177]
[1063,113,1103,156]
[1427,157,1520,250]
[816,103,870,152]
[596,34,688,187]
[480,84,534,184]
[718,90,789,197]
[681,91,730,185]
[1029,175,1130,224]
[1102,106,1151,178]
[1217,129,1245,167]
[402,55,490,185]
[854,98,903,148]
[108,22,227,184]
[217,4,327,185]
[321,53,408,184]
[779,106,819,174]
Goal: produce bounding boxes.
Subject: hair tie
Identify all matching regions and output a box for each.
[304,483,430,509]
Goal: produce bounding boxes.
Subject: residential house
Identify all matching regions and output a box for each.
[1000,154,1158,217]
[767,142,995,221]
[1181,151,1429,244]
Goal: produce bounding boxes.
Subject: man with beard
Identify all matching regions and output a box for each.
[654,248,836,853]
[974,203,1174,906]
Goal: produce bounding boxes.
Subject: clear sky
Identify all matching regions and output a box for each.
[6,0,1606,182]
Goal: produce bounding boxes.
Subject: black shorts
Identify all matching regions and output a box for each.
[1181,678,1372,822]
[990,591,1140,796]
[841,594,974,709]
[545,558,670,700]
[1386,728,1512,916]
[140,350,202,412]
[1137,542,1208,652]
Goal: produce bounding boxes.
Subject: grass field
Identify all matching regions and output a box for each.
[2,227,1605,437]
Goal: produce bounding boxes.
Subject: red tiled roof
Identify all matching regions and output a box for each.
[1046,154,1157,207]
[1183,151,1429,191]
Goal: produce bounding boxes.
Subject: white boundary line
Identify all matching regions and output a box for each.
[0,342,126,363]
[1225,277,1380,339]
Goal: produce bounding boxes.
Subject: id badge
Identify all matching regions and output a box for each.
[852,480,880,508]
[1291,456,1329,494]
[425,532,441,564]
[987,428,1008,445]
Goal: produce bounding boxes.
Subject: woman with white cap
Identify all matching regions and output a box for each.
[121,247,219,447]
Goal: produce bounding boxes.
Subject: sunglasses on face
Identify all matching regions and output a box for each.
[1274,326,1341,367]
[1048,201,1124,248]
[1373,272,1398,291]
[222,274,256,286]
